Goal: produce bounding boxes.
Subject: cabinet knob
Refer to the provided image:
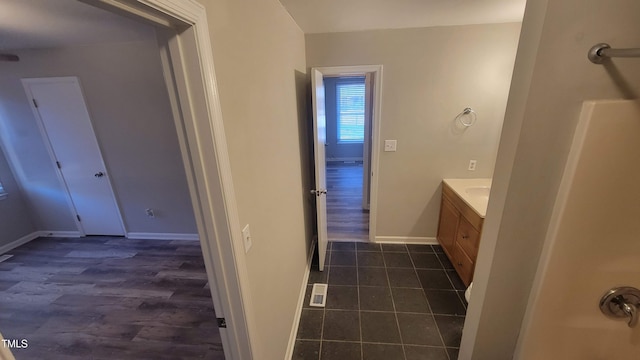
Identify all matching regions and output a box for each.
[462,235,469,239]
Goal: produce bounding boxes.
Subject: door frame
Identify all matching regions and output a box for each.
[362,73,373,210]
[81,0,256,358]
[22,76,126,237]
[312,65,383,242]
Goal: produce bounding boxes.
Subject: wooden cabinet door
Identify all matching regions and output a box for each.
[437,197,459,255]
[452,242,474,286]
[457,215,481,260]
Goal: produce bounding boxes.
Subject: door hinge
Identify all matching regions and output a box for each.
[56,161,61,169]
[32,99,38,108]
[76,215,81,222]
[216,318,227,328]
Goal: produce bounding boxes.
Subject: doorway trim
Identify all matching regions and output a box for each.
[84,0,256,359]
[312,65,383,242]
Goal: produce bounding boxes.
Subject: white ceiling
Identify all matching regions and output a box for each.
[0,0,156,51]
[0,0,526,51]
[279,0,526,34]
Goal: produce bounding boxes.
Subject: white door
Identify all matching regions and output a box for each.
[23,77,124,236]
[517,100,640,359]
[311,69,329,271]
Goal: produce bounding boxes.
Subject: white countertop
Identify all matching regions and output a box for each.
[443,178,492,217]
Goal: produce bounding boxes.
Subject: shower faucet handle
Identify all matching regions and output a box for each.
[621,301,638,328]
[600,286,640,328]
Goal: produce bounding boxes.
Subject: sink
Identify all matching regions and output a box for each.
[465,186,490,199]
[443,178,492,217]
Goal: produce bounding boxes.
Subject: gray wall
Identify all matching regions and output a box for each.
[0,40,197,235]
[461,0,640,358]
[306,23,521,239]
[204,0,313,357]
[0,146,36,247]
[324,77,364,161]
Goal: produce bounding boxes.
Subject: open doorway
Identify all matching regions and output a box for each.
[310,65,382,271]
[0,1,253,359]
[324,75,371,242]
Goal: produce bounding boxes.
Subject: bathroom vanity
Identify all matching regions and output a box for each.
[437,179,491,286]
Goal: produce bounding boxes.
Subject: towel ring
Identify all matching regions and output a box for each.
[455,108,477,127]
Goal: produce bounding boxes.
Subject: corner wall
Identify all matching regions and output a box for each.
[203,0,313,358]
[306,23,521,239]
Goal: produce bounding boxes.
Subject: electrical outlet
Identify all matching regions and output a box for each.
[384,140,397,152]
[242,224,252,253]
[468,160,477,171]
[145,208,155,217]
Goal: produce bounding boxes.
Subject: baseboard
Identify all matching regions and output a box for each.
[0,231,42,255]
[326,157,363,163]
[41,231,82,238]
[374,236,438,245]
[126,232,199,241]
[284,237,317,360]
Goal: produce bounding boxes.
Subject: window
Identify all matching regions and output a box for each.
[336,79,366,142]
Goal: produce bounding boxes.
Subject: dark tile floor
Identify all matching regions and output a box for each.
[293,242,467,360]
[0,236,224,360]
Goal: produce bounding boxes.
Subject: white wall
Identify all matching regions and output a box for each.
[0,145,36,247]
[0,40,197,236]
[202,0,313,358]
[461,0,640,358]
[306,23,521,239]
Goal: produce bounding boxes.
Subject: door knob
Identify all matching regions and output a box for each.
[600,286,640,328]
[94,172,105,178]
[310,189,327,196]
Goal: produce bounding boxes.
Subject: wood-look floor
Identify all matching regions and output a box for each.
[326,163,369,242]
[0,236,224,360]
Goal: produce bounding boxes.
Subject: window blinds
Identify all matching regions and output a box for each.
[336,81,366,142]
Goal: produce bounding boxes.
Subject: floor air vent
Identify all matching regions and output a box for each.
[309,283,328,307]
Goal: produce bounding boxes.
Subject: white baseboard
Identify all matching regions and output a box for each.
[374,236,438,245]
[40,231,82,238]
[0,231,42,255]
[126,232,199,241]
[285,237,317,360]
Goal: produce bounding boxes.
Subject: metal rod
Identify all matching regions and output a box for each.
[602,47,640,58]
[589,43,640,64]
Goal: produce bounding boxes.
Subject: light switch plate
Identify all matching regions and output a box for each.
[242,224,252,253]
[384,140,397,152]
